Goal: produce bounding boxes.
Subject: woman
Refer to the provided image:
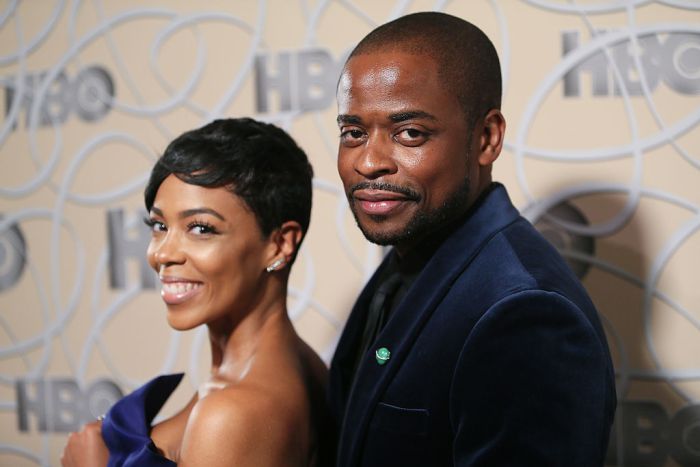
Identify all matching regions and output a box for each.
[61,118,332,466]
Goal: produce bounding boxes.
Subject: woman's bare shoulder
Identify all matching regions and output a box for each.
[178,383,305,467]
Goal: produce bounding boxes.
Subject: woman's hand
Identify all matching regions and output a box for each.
[61,420,109,467]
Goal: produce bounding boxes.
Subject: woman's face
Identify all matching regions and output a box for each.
[146,174,275,331]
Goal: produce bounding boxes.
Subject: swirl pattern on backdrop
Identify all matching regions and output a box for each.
[0,1,698,465]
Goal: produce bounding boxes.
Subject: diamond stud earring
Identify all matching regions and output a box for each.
[265,258,285,272]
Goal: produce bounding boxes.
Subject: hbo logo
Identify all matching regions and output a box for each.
[16,378,123,433]
[255,48,346,113]
[563,31,700,97]
[4,65,114,129]
[607,401,700,466]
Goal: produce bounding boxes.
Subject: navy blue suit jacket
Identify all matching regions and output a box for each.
[329,184,616,466]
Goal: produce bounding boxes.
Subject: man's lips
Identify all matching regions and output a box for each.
[159,276,203,305]
[352,189,414,216]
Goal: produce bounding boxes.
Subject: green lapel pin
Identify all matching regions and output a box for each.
[375,347,391,365]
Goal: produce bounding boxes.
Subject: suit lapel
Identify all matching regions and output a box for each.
[329,259,392,420]
[336,184,521,465]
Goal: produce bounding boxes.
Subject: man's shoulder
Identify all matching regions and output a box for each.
[433,214,594,319]
[454,213,573,284]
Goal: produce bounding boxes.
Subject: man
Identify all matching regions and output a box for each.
[329,11,616,466]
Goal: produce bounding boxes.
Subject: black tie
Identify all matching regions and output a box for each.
[352,272,403,376]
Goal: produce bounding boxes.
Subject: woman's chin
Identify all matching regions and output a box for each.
[165,311,203,331]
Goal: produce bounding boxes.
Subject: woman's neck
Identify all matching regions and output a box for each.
[206,297,290,383]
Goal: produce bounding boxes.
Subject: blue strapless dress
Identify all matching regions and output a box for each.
[101,373,184,466]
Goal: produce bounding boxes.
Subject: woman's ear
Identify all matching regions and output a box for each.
[477,109,506,167]
[266,221,303,272]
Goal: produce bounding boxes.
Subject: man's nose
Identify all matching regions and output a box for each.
[354,133,398,179]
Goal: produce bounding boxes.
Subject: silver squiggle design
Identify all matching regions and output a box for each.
[0,2,698,466]
[514,1,700,409]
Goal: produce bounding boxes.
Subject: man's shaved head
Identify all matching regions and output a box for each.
[346,11,502,125]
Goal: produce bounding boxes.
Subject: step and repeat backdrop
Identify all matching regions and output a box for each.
[1,1,699,465]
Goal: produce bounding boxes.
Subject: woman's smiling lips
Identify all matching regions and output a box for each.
[353,189,413,216]
[159,275,203,305]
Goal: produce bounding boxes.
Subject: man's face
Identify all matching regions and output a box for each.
[337,52,479,252]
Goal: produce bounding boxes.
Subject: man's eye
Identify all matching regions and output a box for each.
[402,129,423,138]
[395,128,429,146]
[341,129,364,139]
[339,128,366,147]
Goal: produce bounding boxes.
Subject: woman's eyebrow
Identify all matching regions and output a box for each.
[179,207,225,220]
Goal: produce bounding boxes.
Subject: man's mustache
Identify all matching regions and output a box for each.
[349,182,420,200]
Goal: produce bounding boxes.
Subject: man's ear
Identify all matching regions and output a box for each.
[477,109,506,167]
[267,221,303,270]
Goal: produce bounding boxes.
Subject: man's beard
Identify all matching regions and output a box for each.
[349,176,471,247]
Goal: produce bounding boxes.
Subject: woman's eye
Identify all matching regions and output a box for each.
[144,217,166,232]
[189,223,217,235]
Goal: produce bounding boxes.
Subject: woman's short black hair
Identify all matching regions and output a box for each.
[144,118,313,241]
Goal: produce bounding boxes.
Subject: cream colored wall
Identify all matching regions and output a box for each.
[1,1,698,465]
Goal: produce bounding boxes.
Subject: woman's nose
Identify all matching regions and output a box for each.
[151,233,185,268]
